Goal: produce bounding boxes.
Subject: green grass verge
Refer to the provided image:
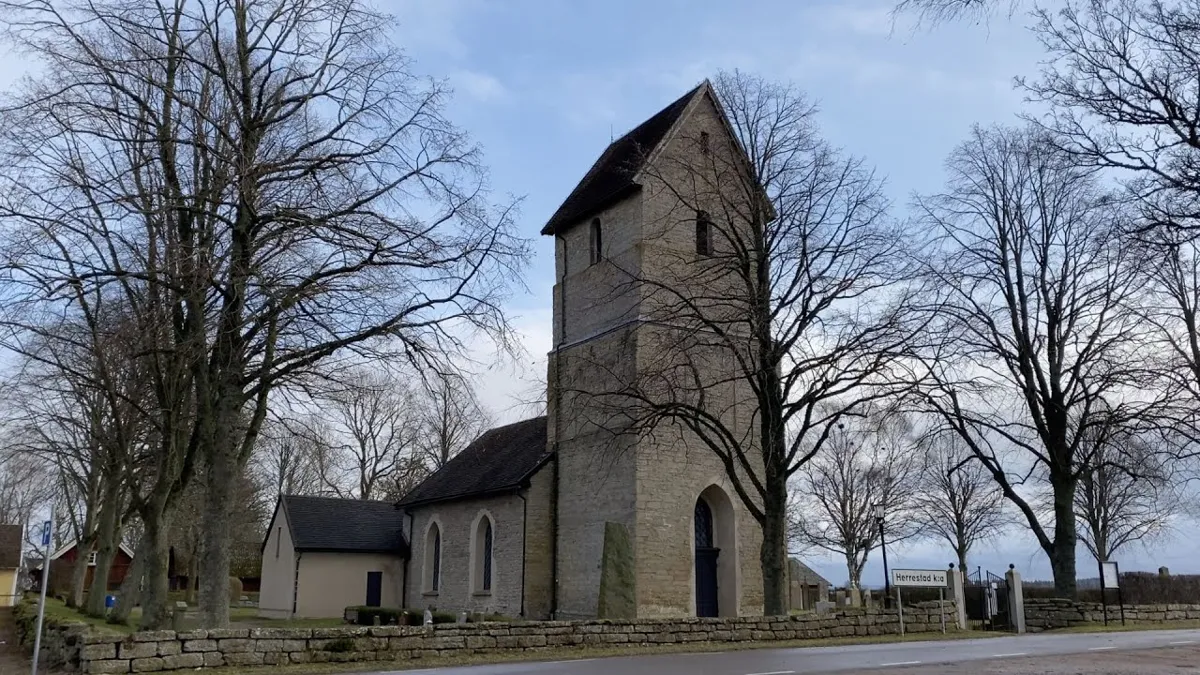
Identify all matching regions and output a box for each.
[1046,619,1200,634]
[37,598,134,635]
[34,598,346,634]
[205,629,1001,675]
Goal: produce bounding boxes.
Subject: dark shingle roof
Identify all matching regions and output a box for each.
[279,495,409,555]
[0,524,21,568]
[398,417,549,508]
[540,83,706,236]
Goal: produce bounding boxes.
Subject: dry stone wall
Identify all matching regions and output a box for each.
[36,603,957,673]
[1024,598,1200,632]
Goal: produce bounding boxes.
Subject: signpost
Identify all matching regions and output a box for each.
[31,519,52,675]
[891,569,951,635]
[1098,560,1126,627]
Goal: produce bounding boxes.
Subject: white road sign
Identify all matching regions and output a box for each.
[892,569,948,588]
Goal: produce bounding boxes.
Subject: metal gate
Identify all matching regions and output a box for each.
[964,568,1014,632]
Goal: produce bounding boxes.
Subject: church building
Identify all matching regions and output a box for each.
[260,81,767,620]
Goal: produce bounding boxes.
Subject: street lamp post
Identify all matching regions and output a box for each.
[874,504,890,608]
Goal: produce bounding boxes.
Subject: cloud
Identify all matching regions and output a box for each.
[807,3,901,37]
[450,69,509,103]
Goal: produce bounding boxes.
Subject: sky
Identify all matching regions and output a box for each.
[0,0,1194,587]
[384,0,1200,587]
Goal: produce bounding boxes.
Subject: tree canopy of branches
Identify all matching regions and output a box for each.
[597,71,922,614]
[0,0,525,627]
[415,372,491,470]
[914,434,1011,572]
[915,124,1151,597]
[790,416,922,590]
[1073,422,1181,563]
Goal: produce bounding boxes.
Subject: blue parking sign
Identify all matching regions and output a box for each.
[41,520,51,546]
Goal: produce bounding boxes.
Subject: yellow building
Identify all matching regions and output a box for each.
[0,524,22,607]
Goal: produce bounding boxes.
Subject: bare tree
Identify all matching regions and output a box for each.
[790,415,922,590]
[589,71,921,614]
[1024,1,1200,235]
[914,434,1011,572]
[296,369,422,501]
[253,419,323,499]
[416,372,491,470]
[0,0,526,627]
[893,0,1017,23]
[1074,422,1180,563]
[914,124,1151,597]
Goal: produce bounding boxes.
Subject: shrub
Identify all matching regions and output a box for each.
[228,577,243,603]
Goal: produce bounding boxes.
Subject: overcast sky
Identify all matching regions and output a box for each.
[1,0,1195,587]
[383,0,1200,587]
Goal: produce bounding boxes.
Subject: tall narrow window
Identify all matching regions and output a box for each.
[473,514,495,594]
[425,522,441,593]
[589,218,603,265]
[275,527,281,558]
[482,520,493,591]
[696,211,713,256]
[700,131,711,155]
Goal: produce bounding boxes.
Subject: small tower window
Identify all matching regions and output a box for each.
[590,218,603,265]
[696,211,714,257]
[700,131,711,155]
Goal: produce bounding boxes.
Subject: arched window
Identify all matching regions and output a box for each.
[589,218,603,265]
[473,514,494,593]
[424,522,441,592]
[695,499,714,549]
[696,211,713,257]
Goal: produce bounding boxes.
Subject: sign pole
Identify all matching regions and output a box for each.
[1099,560,1109,627]
[1115,562,1126,627]
[939,586,946,634]
[31,518,53,675]
[896,585,904,635]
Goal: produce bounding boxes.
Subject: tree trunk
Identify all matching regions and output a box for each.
[66,532,95,609]
[110,537,147,626]
[139,505,172,630]
[760,478,789,616]
[197,443,238,628]
[1049,472,1079,598]
[85,484,125,616]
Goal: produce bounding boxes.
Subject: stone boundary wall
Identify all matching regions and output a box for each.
[17,602,956,673]
[1024,598,1200,632]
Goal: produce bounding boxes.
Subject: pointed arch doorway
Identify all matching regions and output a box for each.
[694,498,720,617]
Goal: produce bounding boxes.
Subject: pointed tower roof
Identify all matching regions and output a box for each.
[541,82,708,236]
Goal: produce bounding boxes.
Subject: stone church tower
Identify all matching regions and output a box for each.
[542,82,765,619]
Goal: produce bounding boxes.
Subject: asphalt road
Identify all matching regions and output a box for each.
[368,629,1200,675]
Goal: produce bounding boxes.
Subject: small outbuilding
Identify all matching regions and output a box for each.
[0,524,21,607]
[259,495,410,619]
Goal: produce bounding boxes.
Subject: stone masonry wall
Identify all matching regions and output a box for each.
[1024,598,1200,632]
[38,603,957,673]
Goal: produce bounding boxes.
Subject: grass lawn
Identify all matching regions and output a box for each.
[1047,619,1200,634]
[37,598,133,636]
[34,598,345,634]
[203,629,1002,675]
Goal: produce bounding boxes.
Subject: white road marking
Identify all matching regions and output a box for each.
[541,659,598,665]
[1169,640,1196,645]
[743,671,795,675]
[1088,647,1115,651]
[992,652,1028,657]
[879,662,922,667]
